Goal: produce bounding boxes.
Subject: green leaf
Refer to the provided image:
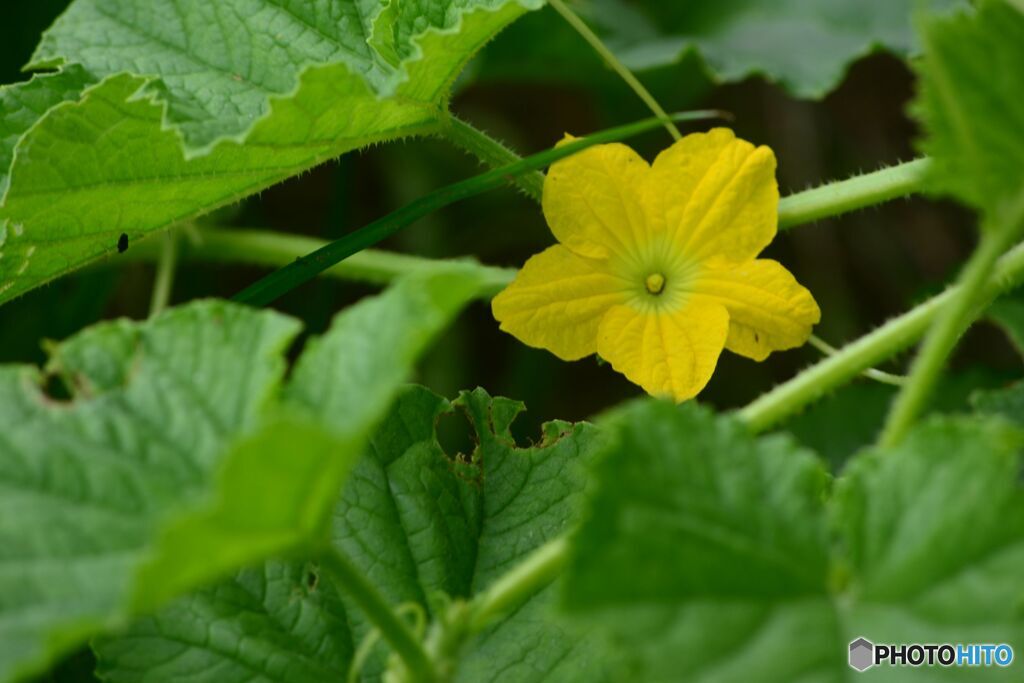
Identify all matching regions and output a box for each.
[563,400,1024,681]
[0,66,95,197]
[834,419,1024,628]
[913,0,1024,214]
[0,302,300,682]
[628,0,966,97]
[97,386,611,683]
[478,0,963,98]
[563,400,836,681]
[97,560,356,683]
[133,267,485,612]
[28,0,539,151]
[0,0,540,305]
[0,266,481,681]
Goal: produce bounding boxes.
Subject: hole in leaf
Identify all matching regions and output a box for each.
[39,372,74,404]
[305,564,319,592]
[436,409,476,461]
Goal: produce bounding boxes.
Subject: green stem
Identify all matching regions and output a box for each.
[466,537,569,634]
[807,334,906,386]
[739,237,1024,433]
[320,547,437,683]
[148,230,178,318]
[879,197,1024,446]
[232,111,720,306]
[131,158,927,303]
[128,228,516,298]
[444,116,544,202]
[548,0,681,141]
[447,117,929,231]
[778,158,931,230]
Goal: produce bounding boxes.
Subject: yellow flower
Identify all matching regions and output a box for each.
[492,128,820,402]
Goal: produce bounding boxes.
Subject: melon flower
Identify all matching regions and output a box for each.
[492,128,820,402]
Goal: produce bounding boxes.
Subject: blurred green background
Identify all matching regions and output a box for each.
[2,1,1016,472]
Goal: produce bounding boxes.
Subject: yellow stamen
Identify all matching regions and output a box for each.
[645,273,666,295]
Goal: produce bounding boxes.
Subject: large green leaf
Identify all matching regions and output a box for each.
[834,420,1024,655]
[26,0,535,150]
[622,0,964,97]
[133,267,486,613]
[478,0,962,98]
[0,266,482,682]
[96,386,611,683]
[563,401,836,681]
[912,0,1024,214]
[0,302,299,682]
[0,0,540,305]
[562,400,1024,681]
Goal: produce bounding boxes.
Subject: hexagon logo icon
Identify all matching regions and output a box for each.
[849,637,875,672]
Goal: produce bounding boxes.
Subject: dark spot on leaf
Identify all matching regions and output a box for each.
[754,332,760,343]
[117,233,129,253]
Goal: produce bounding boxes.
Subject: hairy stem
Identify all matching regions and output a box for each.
[778,159,931,230]
[320,547,437,683]
[879,196,1024,446]
[740,237,1024,433]
[466,537,569,634]
[128,228,516,298]
[444,115,545,202]
[807,334,906,386]
[447,116,930,231]
[548,0,681,141]
[148,230,178,318]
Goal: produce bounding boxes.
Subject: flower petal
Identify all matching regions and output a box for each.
[492,245,628,361]
[543,138,660,260]
[651,128,778,264]
[694,259,820,361]
[596,298,729,402]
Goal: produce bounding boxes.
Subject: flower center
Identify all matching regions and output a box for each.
[644,273,666,295]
